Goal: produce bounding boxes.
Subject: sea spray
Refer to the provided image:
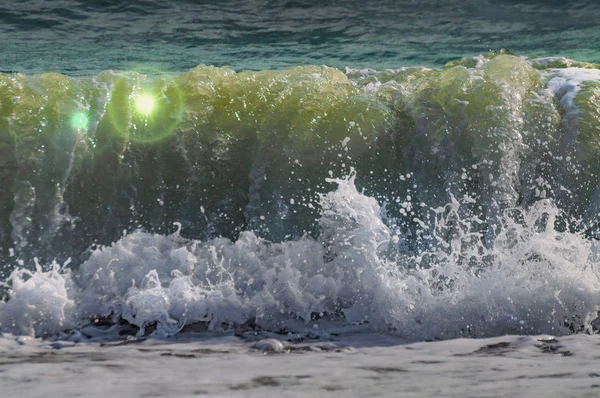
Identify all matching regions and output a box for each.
[2,54,600,339]
[2,174,600,340]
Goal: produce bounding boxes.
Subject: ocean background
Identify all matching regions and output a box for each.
[2,0,600,75]
[2,1,600,396]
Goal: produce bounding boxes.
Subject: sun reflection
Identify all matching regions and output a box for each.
[135,94,155,115]
[71,112,89,130]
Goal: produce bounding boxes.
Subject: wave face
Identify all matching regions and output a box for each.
[2,54,600,339]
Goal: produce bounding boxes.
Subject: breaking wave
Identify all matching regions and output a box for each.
[1,53,600,340]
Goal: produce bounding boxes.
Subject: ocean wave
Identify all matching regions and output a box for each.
[2,54,600,340]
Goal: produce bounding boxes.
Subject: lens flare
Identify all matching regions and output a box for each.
[71,112,89,130]
[135,95,155,115]
[105,70,185,143]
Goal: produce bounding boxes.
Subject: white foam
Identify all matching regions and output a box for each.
[1,175,600,340]
[0,262,74,336]
[546,68,600,133]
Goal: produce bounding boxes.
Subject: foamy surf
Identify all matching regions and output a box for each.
[5,1,600,395]
[2,53,600,346]
[2,174,600,342]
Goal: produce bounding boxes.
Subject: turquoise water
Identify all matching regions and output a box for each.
[1,0,600,75]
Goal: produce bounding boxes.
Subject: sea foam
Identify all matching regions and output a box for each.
[2,175,600,340]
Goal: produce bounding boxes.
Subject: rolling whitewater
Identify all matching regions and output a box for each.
[2,1,600,396]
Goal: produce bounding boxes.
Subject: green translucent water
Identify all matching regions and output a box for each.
[1,54,600,275]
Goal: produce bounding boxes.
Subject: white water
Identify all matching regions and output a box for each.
[2,174,600,340]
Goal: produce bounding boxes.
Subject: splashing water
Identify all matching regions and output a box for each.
[2,54,600,340]
[2,174,600,340]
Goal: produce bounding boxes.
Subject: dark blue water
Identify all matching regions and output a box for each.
[1,0,599,75]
